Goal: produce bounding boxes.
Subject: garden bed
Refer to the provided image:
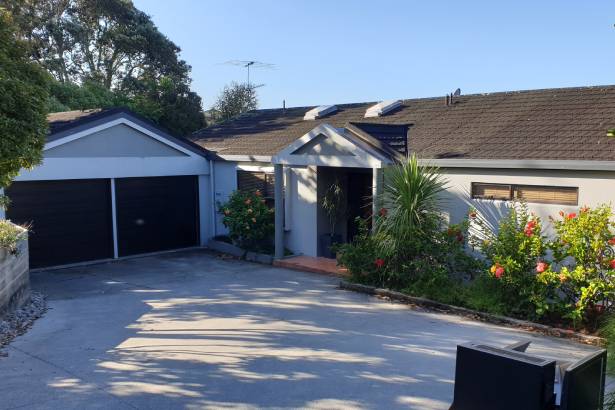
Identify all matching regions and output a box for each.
[207,238,274,264]
[339,280,605,346]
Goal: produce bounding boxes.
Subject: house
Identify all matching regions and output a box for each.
[189,85,615,259]
[0,108,214,268]
[4,85,615,269]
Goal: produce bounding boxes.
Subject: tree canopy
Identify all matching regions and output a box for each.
[6,0,205,136]
[212,82,258,123]
[0,8,49,206]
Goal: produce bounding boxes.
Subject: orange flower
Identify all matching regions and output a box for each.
[559,273,567,283]
[608,237,615,246]
[536,262,548,273]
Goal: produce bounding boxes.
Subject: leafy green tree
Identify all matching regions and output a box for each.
[6,0,205,136]
[0,8,49,208]
[212,82,258,122]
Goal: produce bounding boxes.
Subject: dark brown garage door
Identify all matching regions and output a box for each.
[115,176,199,257]
[6,179,114,268]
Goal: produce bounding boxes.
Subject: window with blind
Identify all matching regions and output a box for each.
[237,170,276,205]
[471,182,578,205]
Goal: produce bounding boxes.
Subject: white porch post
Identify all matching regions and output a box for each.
[372,167,384,231]
[274,163,285,258]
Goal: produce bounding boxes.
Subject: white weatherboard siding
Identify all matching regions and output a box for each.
[440,167,615,231]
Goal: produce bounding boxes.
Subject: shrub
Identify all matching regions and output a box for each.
[537,205,615,328]
[338,156,482,297]
[469,202,552,319]
[218,189,274,253]
[0,221,26,255]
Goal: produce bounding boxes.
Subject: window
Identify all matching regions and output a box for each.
[471,182,578,205]
[237,170,276,205]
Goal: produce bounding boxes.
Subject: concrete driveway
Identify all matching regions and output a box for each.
[0,250,601,410]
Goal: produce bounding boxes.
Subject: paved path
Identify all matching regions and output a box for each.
[0,250,601,409]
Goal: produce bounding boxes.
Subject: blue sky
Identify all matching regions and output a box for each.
[133,0,615,110]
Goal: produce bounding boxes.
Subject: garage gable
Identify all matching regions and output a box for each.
[46,123,188,158]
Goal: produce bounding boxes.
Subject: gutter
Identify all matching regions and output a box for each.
[419,158,615,172]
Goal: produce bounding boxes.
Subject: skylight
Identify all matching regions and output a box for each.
[364,100,402,118]
[303,105,338,120]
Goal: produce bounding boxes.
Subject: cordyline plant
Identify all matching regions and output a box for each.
[375,154,448,259]
[218,189,274,252]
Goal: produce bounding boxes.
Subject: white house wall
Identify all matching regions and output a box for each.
[212,161,238,235]
[45,124,186,158]
[440,167,615,231]
[285,166,318,256]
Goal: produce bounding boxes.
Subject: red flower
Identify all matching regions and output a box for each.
[536,262,548,273]
[566,213,576,220]
[379,208,388,217]
[608,237,615,246]
[254,190,262,197]
[494,266,505,279]
[524,228,534,237]
[526,220,537,229]
[374,258,385,269]
[609,259,615,270]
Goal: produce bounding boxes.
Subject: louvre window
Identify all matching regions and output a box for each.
[237,170,276,205]
[472,182,578,205]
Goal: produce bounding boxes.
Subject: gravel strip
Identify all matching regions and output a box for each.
[0,292,47,354]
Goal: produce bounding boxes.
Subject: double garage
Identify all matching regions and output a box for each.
[3,109,211,269]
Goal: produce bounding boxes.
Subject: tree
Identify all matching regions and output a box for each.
[6,0,205,136]
[212,82,258,122]
[0,8,49,208]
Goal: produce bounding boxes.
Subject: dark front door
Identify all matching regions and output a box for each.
[346,170,373,241]
[6,179,114,268]
[115,176,199,257]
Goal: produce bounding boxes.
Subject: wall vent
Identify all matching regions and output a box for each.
[303,105,338,120]
[365,100,402,118]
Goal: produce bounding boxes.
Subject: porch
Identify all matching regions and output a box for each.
[271,124,394,259]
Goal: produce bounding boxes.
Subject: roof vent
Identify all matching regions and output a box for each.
[304,105,338,120]
[365,100,402,118]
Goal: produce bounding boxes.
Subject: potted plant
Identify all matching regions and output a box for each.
[320,179,345,258]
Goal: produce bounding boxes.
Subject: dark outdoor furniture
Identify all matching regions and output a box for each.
[449,341,606,410]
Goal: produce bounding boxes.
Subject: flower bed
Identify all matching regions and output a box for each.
[335,155,615,334]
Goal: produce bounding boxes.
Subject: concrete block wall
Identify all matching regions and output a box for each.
[0,237,30,317]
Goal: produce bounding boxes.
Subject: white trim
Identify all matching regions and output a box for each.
[209,161,217,238]
[420,158,615,171]
[45,117,199,158]
[272,123,388,168]
[14,157,208,181]
[283,167,292,231]
[110,178,119,259]
[218,154,272,162]
[236,164,274,173]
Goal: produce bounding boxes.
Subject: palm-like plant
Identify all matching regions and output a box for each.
[376,154,448,252]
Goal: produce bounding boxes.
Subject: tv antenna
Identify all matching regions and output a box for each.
[222,60,275,87]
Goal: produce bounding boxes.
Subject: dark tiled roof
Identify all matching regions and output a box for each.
[190,85,615,161]
[47,109,104,134]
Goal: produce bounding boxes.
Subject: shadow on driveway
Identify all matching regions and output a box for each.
[0,250,600,410]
